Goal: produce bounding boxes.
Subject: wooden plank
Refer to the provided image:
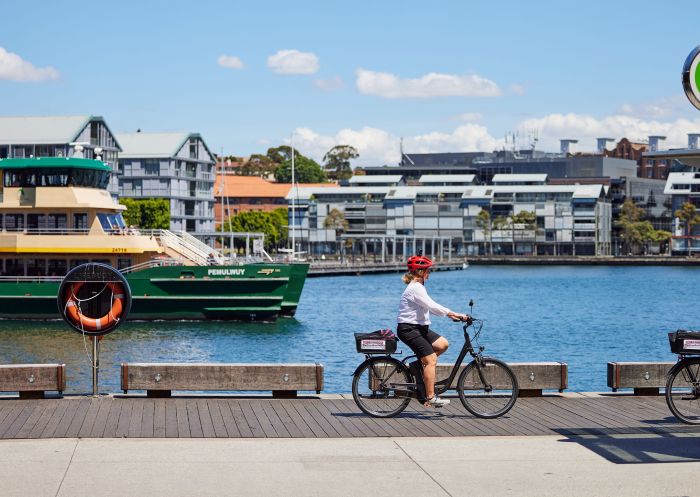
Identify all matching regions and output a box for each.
[164,400,178,438]
[14,401,50,439]
[259,401,291,438]
[313,399,362,438]
[115,399,133,438]
[175,399,190,438]
[129,399,145,438]
[279,400,317,438]
[237,400,268,438]
[4,403,36,439]
[186,399,203,438]
[53,399,84,438]
[206,399,229,438]
[247,400,278,438]
[102,398,123,438]
[225,400,251,437]
[331,399,383,437]
[607,362,675,389]
[287,400,328,438]
[77,399,101,438]
[196,399,216,438]
[40,399,71,438]
[64,398,92,438]
[28,400,59,439]
[154,399,168,438]
[292,400,339,438]
[0,364,64,392]
[125,364,321,392]
[268,401,306,438]
[0,401,26,438]
[140,399,155,438]
[90,398,112,438]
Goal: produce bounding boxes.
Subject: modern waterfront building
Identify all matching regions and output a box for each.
[117,132,216,234]
[643,133,700,173]
[287,175,611,258]
[0,115,122,195]
[664,172,700,254]
[365,149,637,184]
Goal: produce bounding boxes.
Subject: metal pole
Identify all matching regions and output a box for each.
[91,336,99,396]
[291,134,295,260]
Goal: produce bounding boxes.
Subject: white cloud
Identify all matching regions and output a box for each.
[217,54,244,69]
[314,75,343,91]
[257,138,270,146]
[289,124,500,166]
[455,112,483,122]
[0,47,59,82]
[356,68,501,98]
[516,112,700,151]
[619,95,689,119]
[510,83,525,95]
[267,49,319,75]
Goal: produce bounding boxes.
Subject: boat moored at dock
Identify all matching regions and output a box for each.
[0,157,308,321]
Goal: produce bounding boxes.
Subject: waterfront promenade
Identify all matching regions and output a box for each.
[1,394,700,497]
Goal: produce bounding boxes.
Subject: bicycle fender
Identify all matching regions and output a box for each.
[352,358,374,377]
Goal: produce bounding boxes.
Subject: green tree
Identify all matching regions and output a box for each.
[510,211,536,255]
[238,154,278,178]
[120,198,142,227]
[275,154,327,183]
[323,208,348,232]
[475,209,492,255]
[617,199,646,254]
[119,198,170,229]
[675,201,700,255]
[221,209,288,250]
[323,145,359,181]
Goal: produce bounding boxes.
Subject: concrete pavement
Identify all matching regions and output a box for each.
[2,435,700,497]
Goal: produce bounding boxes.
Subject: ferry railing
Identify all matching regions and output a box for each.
[1,228,91,235]
[138,229,212,266]
[119,258,183,274]
[0,275,63,282]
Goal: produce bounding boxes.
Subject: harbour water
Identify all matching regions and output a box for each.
[0,266,697,394]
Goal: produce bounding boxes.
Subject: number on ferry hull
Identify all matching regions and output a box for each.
[111,248,127,253]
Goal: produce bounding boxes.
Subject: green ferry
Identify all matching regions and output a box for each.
[0,157,308,321]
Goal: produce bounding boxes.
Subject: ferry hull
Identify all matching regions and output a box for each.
[0,263,308,321]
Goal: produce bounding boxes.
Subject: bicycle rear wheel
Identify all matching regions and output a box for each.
[352,357,411,418]
[457,357,518,418]
[666,357,700,424]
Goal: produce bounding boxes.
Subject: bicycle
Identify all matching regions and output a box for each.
[351,314,519,418]
[665,330,700,424]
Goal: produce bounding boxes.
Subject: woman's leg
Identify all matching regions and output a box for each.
[432,336,449,356]
[420,353,438,399]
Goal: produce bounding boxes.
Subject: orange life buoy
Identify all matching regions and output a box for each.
[65,281,125,332]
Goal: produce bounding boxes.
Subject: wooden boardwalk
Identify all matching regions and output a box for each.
[0,395,698,439]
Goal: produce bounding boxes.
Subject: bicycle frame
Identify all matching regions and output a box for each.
[364,322,487,397]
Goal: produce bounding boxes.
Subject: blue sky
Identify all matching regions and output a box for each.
[1,0,699,165]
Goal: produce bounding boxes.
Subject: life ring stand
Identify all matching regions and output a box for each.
[65,281,126,333]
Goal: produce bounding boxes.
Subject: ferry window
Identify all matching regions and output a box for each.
[70,259,89,268]
[73,213,88,231]
[117,258,132,270]
[96,213,114,232]
[27,214,48,231]
[91,259,111,266]
[0,214,2,230]
[5,172,21,187]
[5,214,24,231]
[111,214,126,229]
[48,214,67,230]
[47,259,67,276]
[0,146,9,159]
[26,259,46,277]
[5,259,24,276]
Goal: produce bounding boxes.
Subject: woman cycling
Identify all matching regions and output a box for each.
[397,254,469,408]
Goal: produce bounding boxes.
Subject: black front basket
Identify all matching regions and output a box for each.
[669,330,700,355]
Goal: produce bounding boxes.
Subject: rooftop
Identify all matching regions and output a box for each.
[0,115,117,147]
[116,132,194,159]
[217,176,334,198]
[348,175,403,184]
[418,174,476,184]
[492,173,548,184]
[0,157,112,171]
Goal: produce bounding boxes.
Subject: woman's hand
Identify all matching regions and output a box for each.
[448,312,470,322]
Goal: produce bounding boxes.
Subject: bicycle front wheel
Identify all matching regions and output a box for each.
[457,357,518,418]
[352,357,411,418]
[666,357,700,424]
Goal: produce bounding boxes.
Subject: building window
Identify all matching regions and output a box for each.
[189,139,198,159]
[144,160,160,176]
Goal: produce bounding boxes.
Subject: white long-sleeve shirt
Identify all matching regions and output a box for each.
[397,281,452,325]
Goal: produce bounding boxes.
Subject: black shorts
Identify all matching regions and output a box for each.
[396,323,442,358]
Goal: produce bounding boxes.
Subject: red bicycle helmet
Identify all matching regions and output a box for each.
[407,254,434,272]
